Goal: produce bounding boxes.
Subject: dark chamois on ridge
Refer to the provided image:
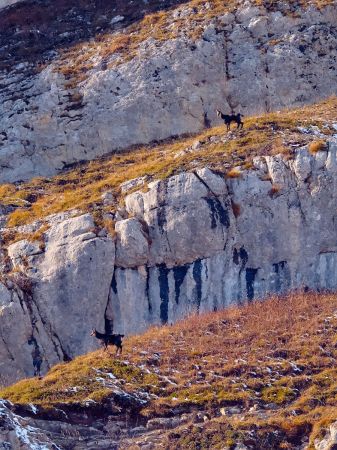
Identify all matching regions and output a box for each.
[90,329,124,355]
[216,109,244,131]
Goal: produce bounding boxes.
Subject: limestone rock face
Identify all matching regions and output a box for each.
[2,145,337,383]
[1,2,337,182]
[109,142,337,334]
[1,214,115,382]
[115,218,149,268]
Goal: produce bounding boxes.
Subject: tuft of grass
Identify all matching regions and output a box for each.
[261,386,296,405]
[226,167,242,179]
[6,210,34,228]
[308,139,328,154]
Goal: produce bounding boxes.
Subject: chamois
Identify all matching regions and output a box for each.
[216,110,244,131]
[90,328,124,355]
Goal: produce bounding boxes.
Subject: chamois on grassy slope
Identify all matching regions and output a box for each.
[90,329,124,355]
[216,110,244,131]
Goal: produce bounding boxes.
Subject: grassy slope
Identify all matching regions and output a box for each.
[1,292,336,449]
[1,97,336,236]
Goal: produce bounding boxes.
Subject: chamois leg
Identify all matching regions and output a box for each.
[106,344,113,356]
[115,345,122,356]
[102,343,109,356]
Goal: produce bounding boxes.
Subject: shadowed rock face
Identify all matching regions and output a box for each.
[1,144,337,384]
[0,1,337,182]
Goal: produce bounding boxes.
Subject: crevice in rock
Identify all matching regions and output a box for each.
[0,331,15,362]
[104,261,117,334]
[145,266,152,313]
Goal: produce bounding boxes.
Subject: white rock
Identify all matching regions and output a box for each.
[7,239,43,264]
[110,15,124,25]
[120,176,148,194]
[115,218,149,267]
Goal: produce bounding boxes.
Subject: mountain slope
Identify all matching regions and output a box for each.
[0,292,336,449]
[0,0,337,182]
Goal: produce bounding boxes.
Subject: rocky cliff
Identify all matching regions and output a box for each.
[0,0,337,182]
[1,138,337,384]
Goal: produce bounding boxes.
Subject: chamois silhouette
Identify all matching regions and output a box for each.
[216,110,244,131]
[90,328,124,355]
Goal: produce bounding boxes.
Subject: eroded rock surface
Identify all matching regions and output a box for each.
[0,214,115,384]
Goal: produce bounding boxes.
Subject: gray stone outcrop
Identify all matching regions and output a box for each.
[0,214,115,383]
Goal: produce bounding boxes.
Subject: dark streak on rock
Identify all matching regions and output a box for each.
[246,268,258,301]
[204,197,230,229]
[173,264,189,304]
[193,259,202,312]
[233,247,248,271]
[157,207,167,231]
[111,272,118,295]
[272,260,291,293]
[146,266,152,313]
[193,171,230,229]
[158,264,169,324]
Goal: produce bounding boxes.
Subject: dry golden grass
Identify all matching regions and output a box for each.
[308,139,328,154]
[226,167,242,178]
[1,97,336,234]
[1,291,336,449]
